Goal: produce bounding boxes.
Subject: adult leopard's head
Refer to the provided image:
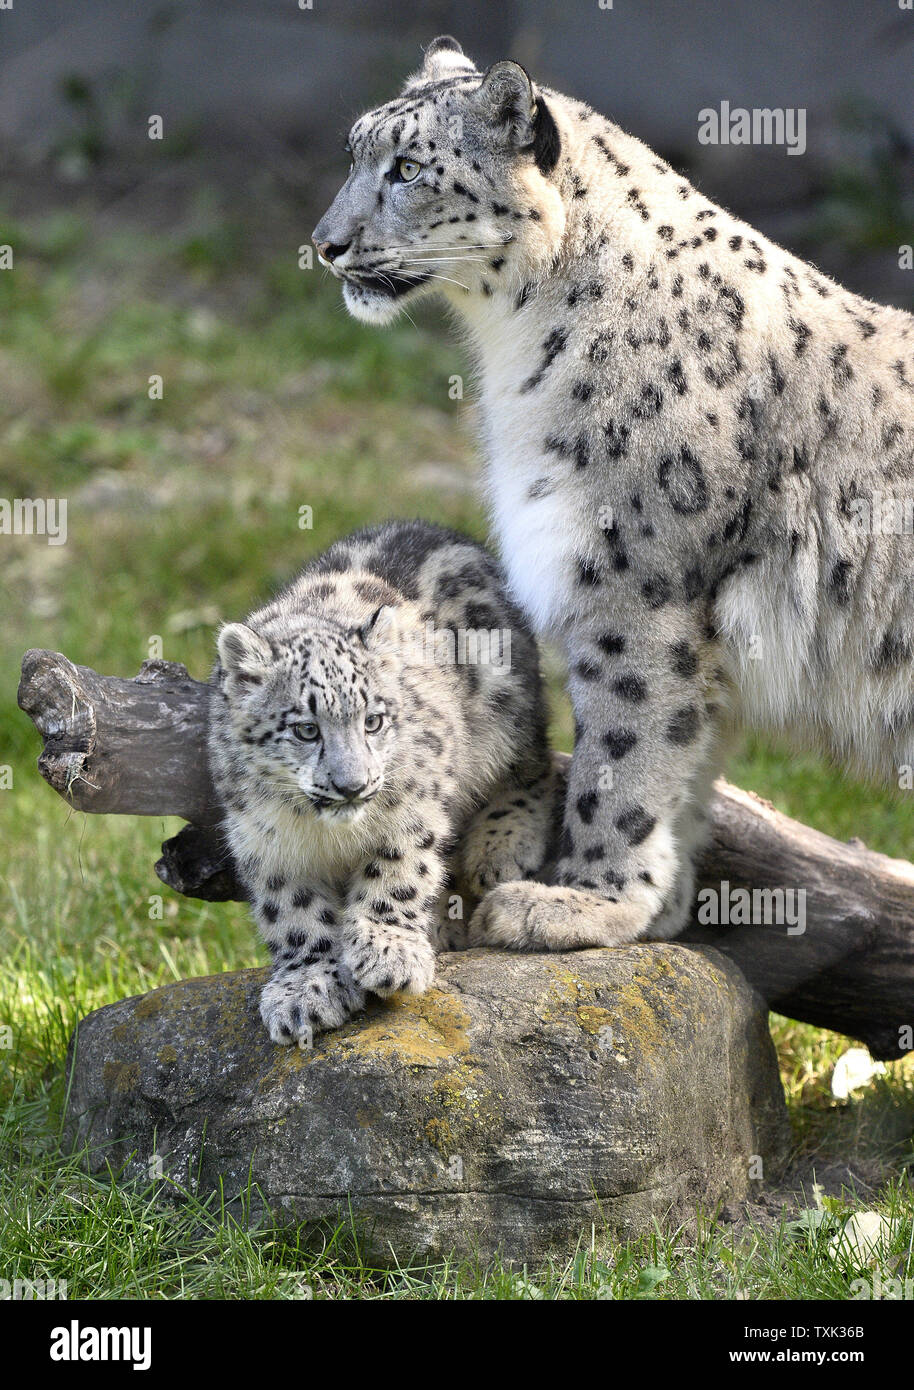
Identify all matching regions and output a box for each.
[312,36,566,324]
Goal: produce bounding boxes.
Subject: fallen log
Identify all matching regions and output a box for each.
[18,648,914,1059]
[17,650,219,826]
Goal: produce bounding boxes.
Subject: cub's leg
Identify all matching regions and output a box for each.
[249,871,365,1045]
[429,864,468,952]
[338,805,454,996]
[460,762,559,896]
[470,625,724,950]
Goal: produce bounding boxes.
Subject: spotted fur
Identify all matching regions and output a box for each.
[316,37,914,948]
[208,520,553,1043]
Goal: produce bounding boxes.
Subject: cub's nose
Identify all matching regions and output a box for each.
[313,238,352,264]
[331,776,368,801]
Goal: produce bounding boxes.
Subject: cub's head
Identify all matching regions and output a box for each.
[312,35,566,324]
[216,607,403,823]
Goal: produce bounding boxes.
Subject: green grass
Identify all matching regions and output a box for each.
[1,198,912,1299]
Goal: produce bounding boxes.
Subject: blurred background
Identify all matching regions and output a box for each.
[4,0,914,298]
[1,0,913,1290]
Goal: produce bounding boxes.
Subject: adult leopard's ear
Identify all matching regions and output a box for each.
[417,35,478,83]
[358,604,401,651]
[217,623,272,685]
[471,61,535,144]
[470,60,561,174]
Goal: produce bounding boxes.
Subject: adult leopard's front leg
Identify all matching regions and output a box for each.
[470,620,724,949]
[643,730,727,940]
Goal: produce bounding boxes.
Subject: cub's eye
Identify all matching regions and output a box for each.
[365,712,384,734]
[293,722,320,742]
[396,158,422,183]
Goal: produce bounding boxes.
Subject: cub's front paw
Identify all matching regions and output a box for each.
[259,963,366,1046]
[341,926,436,997]
[468,881,649,952]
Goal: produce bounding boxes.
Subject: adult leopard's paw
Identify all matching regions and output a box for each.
[468,881,649,952]
[259,964,366,1046]
[341,926,436,997]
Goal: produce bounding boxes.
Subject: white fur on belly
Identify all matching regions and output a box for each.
[481,372,577,634]
[489,482,572,634]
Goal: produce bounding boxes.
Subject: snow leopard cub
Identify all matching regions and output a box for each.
[208,520,554,1044]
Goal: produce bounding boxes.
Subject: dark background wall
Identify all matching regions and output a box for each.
[1,0,911,301]
[2,1,911,154]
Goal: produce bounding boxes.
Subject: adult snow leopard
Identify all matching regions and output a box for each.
[313,36,914,950]
[209,519,554,1043]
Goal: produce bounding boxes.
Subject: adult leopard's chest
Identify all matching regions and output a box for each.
[471,297,621,637]
[488,460,576,634]
[478,367,587,635]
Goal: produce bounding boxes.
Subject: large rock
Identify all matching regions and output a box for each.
[64,945,788,1266]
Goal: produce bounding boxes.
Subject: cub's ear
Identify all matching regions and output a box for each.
[418,34,478,83]
[469,60,537,147]
[358,604,401,650]
[217,623,272,684]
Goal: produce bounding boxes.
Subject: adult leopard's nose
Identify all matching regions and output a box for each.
[313,237,353,265]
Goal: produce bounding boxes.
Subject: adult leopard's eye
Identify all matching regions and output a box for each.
[365,712,384,733]
[397,158,421,182]
[293,722,320,742]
